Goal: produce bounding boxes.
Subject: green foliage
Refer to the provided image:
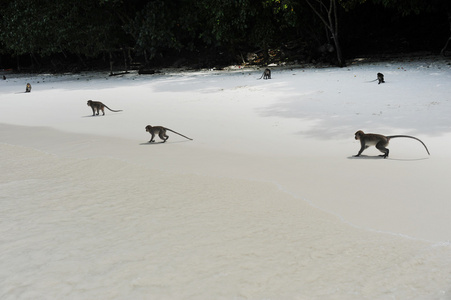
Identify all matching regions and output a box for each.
[0,0,334,65]
[125,1,179,58]
[0,0,120,56]
[339,0,368,11]
[194,0,252,46]
[351,0,450,15]
[0,0,447,68]
[194,0,299,53]
[372,0,427,15]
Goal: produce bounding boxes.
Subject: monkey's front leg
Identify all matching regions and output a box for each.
[149,133,155,143]
[355,145,367,157]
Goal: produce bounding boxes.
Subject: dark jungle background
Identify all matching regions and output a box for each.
[0,0,450,72]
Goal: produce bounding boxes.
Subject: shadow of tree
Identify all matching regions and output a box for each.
[257,94,451,139]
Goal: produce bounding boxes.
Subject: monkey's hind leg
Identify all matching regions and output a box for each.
[159,132,169,143]
[376,143,389,158]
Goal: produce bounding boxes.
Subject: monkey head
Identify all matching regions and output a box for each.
[355,130,364,140]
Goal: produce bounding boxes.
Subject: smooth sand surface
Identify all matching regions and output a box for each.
[1,59,451,298]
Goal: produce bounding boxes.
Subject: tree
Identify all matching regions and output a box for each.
[193,0,299,63]
[359,0,451,55]
[305,0,346,67]
[441,11,451,55]
[0,0,122,67]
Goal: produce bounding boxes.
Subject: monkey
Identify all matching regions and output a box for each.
[257,68,271,80]
[145,125,193,143]
[2,75,6,80]
[25,83,31,92]
[354,130,430,159]
[87,100,122,116]
[367,73,385,84]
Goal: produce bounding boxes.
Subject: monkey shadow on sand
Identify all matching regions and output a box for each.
[81,115,116,118]
[347,155,429,161]
[139,140,191,146]
[347,155,383,160]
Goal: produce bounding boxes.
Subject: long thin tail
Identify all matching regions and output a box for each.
[388,135,430,155]
[365,79,378,83]
[166,128,193,140]
[104,105,123,113]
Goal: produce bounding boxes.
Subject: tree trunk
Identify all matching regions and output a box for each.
[16,55,21,72]
[331,0,345,67]
[440,11,451,56]
[306,0,345,67]
[122,48,128,72]
[332,33,344,67]
[109,51,114,76]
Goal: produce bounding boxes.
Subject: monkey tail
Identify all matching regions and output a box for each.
[387,135,430,155]
[166,128,193,141]
[104,105,123,113]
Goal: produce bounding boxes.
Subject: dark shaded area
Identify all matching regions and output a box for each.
[342,4,449,57]
[0,0,450,72]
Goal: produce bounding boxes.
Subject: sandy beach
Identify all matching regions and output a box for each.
[1,58,451,299]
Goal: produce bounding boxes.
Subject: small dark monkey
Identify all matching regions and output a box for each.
[145,125,193,143]
[25,83,31,92]
[258,68,271,80]
[87,100,122,116]
[354,130,430,158]
[377,73,385,84]
[367,73,385,84]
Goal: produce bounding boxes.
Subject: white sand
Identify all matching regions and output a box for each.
[1,58,451,299]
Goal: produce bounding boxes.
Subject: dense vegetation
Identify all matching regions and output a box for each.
[0,0,450,71]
